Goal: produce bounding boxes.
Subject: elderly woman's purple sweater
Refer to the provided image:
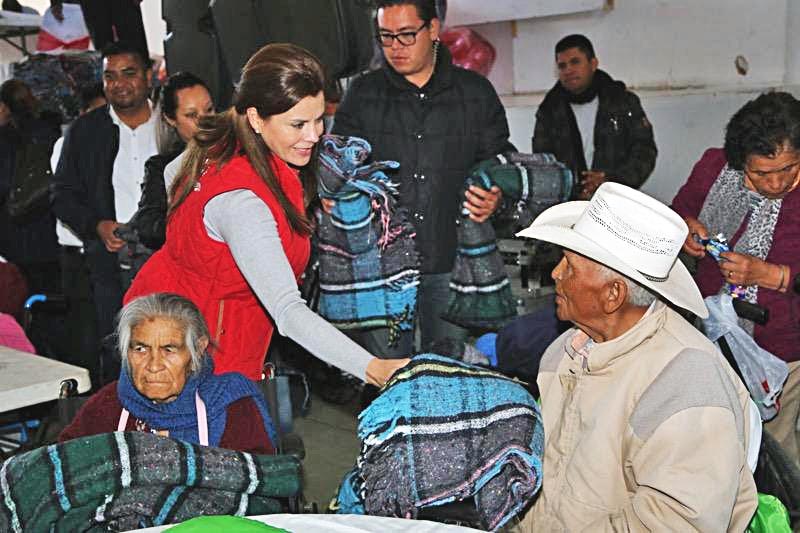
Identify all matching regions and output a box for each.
[672,147,800,362]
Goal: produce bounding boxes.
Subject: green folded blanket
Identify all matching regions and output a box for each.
[0,431,300,532]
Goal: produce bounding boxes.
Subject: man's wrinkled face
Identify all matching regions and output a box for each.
[103,53,151,112]
[556,47,598,95]
[128,317,192,403]
[551,250,607,328]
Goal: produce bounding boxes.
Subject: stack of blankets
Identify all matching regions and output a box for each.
[0,432,300,532]
[335,354,544,531]
[316,135,420,345]
[13,52,102,122]
[444,153,572,330]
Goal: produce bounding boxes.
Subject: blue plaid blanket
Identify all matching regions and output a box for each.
[335,354,544,531]
[316,135,420,344]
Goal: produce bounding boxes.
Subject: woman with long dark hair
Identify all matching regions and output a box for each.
[127,71,214,252]
[125,43,407,386]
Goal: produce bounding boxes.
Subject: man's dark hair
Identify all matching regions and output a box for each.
[101,40,150,70]
[555,34,596,60]
[374,0,438,24]
[79,83,105,112]
[724,91,800,170]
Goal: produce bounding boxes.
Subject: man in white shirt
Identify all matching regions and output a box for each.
[52,41,157,385]
[50,84,105,380]
[532,34,657,200]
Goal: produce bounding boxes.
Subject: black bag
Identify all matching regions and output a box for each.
[7,142,53,220]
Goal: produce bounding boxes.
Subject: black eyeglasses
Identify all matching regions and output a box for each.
[377,22,428,47]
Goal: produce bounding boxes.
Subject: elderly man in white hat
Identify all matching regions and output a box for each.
[516,182,757,531]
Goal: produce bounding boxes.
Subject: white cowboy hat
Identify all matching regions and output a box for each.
[516,182,708,318]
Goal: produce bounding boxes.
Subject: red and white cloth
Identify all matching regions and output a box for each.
[37,3,91,53]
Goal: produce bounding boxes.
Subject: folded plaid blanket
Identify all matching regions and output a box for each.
[0,432,300,532]
[12,52,102,122]
[335,354,544,531]
[316,135,420,344]
[444,153,572,330]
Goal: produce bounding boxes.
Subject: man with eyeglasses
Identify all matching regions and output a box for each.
[532,34,657,200]
[331,0,514,361]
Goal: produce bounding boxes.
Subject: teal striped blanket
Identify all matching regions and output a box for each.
[0,432,300,532]
[316,135,419,344]
[444,153,572,330]
[336,354,544,531]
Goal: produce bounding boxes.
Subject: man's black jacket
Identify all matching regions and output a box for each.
[333,46,514,274]
[531,69,657,191]
[51,104,120,281]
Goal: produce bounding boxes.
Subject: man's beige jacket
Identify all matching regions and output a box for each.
[519,302,757,531]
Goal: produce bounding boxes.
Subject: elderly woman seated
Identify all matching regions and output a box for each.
[59,293,276,454]
[671,91,800,467]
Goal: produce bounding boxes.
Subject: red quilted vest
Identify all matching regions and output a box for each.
[124,153,310,380]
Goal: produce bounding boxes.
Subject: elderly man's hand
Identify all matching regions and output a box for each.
[579,170,606,199]
[681,217,709,258]
[719,251,777,288]
[464,185,502,223]
[365,357,410,387]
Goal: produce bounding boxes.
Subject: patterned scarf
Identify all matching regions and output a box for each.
[335,354,544,531]
[117,355,277,447]
[697,164,782,333]
[444,153,573,330]
[316,135,420,344]
[0,432,300,532]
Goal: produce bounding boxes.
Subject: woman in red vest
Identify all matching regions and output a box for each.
[125,43,407,386]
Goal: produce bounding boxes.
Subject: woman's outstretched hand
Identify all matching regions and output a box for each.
[682,216,709,258]
[365,357,410,387]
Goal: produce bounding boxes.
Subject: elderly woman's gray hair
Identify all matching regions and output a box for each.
[116,293,210,375]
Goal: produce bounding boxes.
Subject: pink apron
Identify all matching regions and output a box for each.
[117,391,209,446]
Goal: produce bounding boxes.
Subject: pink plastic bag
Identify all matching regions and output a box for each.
[440,27,496,77]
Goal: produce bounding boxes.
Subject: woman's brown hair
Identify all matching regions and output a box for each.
[169,43,325,235]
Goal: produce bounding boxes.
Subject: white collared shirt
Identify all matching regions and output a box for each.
[109,103,158,223]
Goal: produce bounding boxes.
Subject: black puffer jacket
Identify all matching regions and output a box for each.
[531,70,657,192]
[332,46,514,274]
[127,148,182,250]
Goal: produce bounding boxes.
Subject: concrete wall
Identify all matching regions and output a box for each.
[491,0,798,203]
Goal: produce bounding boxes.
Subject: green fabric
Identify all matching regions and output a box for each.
[0,432,300,532]
[444,153,572,330]
[166,515,289,532]
[746,493,792,533]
